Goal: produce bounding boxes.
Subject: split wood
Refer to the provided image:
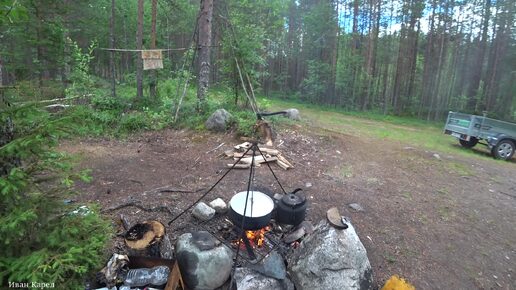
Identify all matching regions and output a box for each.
[224,142,293,170]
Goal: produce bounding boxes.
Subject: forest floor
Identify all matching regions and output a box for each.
[61,108,516,290]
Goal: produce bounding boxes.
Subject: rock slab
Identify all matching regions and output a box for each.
[192,202,215,221]
[175,232,233,290]
[234,268,294,290]
[205,109,232,132]
[288,219,374,290]
[348,203,364,212]
[248,250,286,279]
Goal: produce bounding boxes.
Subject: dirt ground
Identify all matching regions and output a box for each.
[61,120,516,289]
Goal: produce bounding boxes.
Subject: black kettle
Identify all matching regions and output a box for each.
[275,188,307,226]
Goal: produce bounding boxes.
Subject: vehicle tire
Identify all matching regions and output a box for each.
[492,139,515,160]
[459,137,478,148]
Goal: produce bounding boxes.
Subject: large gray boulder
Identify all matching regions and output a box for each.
[234,268,294,290]
[205,109,232,132]
[175,231,233,289]
[284,108,300,120]
[288,219,374,290]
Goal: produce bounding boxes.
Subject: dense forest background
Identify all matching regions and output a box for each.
[1,0,515,121]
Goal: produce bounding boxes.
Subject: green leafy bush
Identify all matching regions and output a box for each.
[0,105,111,288]
[232,110,257,137]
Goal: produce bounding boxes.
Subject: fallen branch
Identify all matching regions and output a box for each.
[102,201,174,215]
[205,142,225,154]
[14,96,81,105]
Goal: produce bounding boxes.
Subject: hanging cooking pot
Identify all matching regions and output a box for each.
[275,188,307,226]
[228,191,275,230]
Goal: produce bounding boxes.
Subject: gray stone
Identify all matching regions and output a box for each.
[234,268,282,290]
[298,220,315,234]
[305,182,312,188]
[284,108,300,121]
[209,198,227,213]
[248,251,286,280]
[175,232,233,290]
[433,153,441,160]
[288,219,374,290]
[192,202,215,221]
[205,109,232,132]
[348,203,364,212]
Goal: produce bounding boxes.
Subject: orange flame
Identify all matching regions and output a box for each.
[233,226,271,248]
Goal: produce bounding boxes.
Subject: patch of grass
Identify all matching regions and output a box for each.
[384,253,397,264]
[366,177,380,185]
[445,161,475,176]
[401,192,413,200]
[340,165,353,178]
[436,188,449,195]
[402,248,419,258]
[419,214,429,225]
[438,205,454,221]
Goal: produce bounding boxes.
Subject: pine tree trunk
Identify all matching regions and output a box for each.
[0,56,3,86]
[136,0,144,100]
[197,0,213,111]
[110,0,116,98]
[0,102,18,176]
[466,0,490,111]
[149,0,158,99]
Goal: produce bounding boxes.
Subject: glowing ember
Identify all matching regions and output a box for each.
[233,226,271,248]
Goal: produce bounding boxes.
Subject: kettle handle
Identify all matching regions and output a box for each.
[291,188,303,195]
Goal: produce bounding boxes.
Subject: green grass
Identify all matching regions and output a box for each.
[265,97,501,161]
[445,161,474,176]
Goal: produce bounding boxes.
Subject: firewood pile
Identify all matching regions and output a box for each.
[223,142,293,170]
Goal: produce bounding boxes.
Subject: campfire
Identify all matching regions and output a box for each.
[232,226,271,248]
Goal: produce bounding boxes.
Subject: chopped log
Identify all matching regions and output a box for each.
[238,155,278,164]
[125,221,165,257]
[233,151,260,158]
[258,147,279,156]
[224,149,234,158]
[277,154,293,168]
[234,142,251,150]
[238,156,265,164]
[276,160,290,170]
[260,156,278,163]
[227,163,251,169]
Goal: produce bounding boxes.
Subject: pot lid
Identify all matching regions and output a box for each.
[230,191,274,218]
[281,193,306,207]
